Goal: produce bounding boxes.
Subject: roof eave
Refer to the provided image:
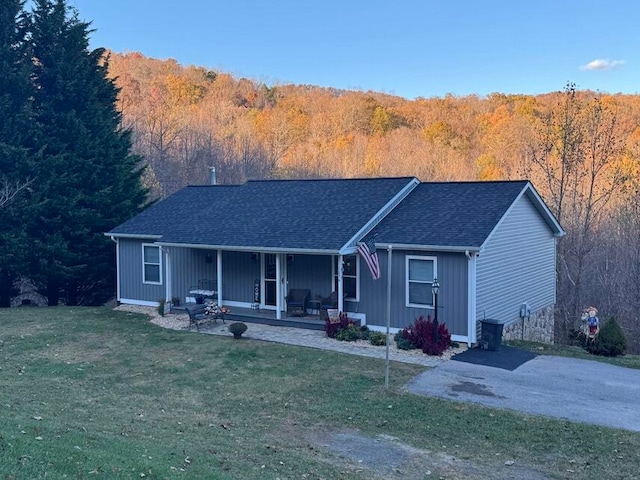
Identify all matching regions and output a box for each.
[343,242,481,254]
[339,177,420,253]
[156,241,340,255]
[105,232,163,240]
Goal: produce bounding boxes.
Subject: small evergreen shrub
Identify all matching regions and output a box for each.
[157,298,166,317]
[395,314,452,356]
[394,331,415,350]
[359,325,370,340]
[368,331,387,346]
[587,317,627,357]
[334,324,361,342]
[228,322,248,339]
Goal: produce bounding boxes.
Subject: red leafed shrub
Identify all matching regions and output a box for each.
[397,314,451,356]
[325,312,355,338]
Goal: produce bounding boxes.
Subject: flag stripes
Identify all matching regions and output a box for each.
[357,239,381,280]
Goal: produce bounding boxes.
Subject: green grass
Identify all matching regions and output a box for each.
[506,339,640,370]
[0,307,639,479]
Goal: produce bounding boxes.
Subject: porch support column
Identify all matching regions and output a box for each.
[164,246,172,303]
[217,250,223,305]
[276,254,282,320]
[337,254,344,312]
[467,251,477,346]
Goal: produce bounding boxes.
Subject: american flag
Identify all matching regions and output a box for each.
[357,238,380,280]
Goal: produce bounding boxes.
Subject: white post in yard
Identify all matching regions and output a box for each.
[385,245,392,389]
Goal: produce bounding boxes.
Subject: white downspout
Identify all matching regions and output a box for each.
[217,250,223,305]
[466,250,477,346]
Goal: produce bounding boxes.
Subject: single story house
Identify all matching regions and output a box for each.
[106,177,564,345]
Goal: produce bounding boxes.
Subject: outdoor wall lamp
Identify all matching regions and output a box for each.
[432,277,440,324]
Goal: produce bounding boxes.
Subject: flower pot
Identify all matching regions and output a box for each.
[233,333,243,339]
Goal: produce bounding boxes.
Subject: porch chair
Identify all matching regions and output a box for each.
[320,291,339,321]
[286,288,310,316]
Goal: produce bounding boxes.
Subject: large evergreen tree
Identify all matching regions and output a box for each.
[0,0,34,307]
[24,0,147,305]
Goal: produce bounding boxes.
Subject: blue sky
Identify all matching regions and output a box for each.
[68,0,638,99]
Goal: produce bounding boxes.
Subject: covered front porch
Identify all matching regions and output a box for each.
[172,304,328,331]
[162,247,362,324]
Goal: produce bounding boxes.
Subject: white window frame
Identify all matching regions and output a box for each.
[142,243,162,285]
[335,254,360,302]
[405,255,437,308]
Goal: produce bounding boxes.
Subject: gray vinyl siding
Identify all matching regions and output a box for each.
[220,251,261,302]
[286,255,333,298]
[476,193,556,325]
[358,249,468,336]
[169,247,220,303]
[118,238,166,303]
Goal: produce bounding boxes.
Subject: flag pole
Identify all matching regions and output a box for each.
[385,245,392,389]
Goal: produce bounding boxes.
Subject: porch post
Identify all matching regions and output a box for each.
[337,254,344,312]
[467,251,477,346]
[217,250,223,305]
[164,246,171,303]
[276,254,282,320]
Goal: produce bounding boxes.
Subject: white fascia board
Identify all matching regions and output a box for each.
[372,243,481,254]
[339,177,420,254]
[156,242,339,255]
[105,233,162,240]
[523,183,566,237]
[480,182,565,251]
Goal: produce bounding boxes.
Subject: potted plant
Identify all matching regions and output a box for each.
[171,296,180,307]
[228,322,248,339]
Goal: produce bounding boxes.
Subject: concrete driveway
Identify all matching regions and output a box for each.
[407,355,640,432]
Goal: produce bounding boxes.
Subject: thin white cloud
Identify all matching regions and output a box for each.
[580,59,625,71]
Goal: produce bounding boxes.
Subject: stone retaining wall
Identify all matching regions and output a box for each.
[503,305,555,344]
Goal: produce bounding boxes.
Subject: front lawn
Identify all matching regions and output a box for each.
[1,307,639,479]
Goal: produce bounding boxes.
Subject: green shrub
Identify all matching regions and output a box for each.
[228,322,248,339]
[587,317,627,357]
[157,298,166,317]
[394,331,416,350]
[334,324,361,342]
[368,331,387,346]
[358,325,371,340]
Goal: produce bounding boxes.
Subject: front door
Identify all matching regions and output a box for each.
[262,254,286,310]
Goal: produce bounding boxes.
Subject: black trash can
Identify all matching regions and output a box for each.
[480,318,505,351]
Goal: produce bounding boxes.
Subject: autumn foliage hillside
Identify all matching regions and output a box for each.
[107,52,640,352]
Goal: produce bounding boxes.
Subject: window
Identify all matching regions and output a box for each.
[142,244,162,284]
[406,256,437,307]
[334,254,359,300]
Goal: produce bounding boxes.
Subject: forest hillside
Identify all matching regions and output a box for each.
[107,52,640,352]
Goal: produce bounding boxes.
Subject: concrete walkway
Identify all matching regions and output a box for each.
[198,320,453,367]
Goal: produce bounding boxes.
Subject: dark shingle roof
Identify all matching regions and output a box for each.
[109,178,416,251]
[369,181,531,249]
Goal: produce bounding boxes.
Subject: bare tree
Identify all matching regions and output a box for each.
[0,176,33,209]
[523,84,631,340]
